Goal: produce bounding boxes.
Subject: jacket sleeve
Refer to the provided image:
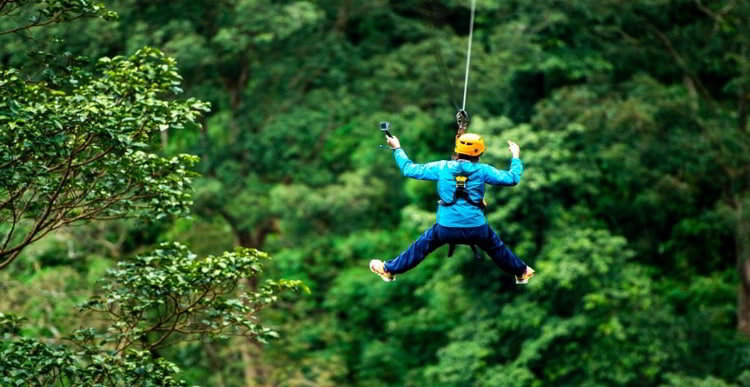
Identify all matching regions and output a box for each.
[484,158,523,186]
[393,149,443,181]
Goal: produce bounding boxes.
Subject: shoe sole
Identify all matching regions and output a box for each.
[515,272,535,285]
[369,261,395,282]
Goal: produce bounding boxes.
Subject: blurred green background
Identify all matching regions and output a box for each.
[2,0,750,385]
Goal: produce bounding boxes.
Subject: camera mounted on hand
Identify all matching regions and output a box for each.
[380,121,393,138]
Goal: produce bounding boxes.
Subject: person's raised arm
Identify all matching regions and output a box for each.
[484,140,523,186]
[387,135,443,181]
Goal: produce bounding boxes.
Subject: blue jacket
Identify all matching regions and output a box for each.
[393,148,523,227]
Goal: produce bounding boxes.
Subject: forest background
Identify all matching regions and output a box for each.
[2,0,750,386]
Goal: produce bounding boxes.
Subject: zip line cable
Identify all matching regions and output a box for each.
[461,0,477,111]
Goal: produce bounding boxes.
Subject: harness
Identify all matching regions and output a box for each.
[438,173,486,210]
[438,171,486,261]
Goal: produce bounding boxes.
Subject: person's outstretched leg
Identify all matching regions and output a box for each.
[383,224,446,275]
[476,225,528,278]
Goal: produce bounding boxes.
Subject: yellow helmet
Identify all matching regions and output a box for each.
[455,133,485,156]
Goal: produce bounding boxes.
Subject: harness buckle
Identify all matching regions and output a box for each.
[455,175,468,189]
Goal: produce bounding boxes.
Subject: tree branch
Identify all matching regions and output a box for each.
[645,22,715,106]
[0,149,32,170]
[0,182,29,211]
[46,133,95,172]
[145,286,212,351]
[70,145,114,168]
[2,199,17,251]
[0,10,65,36]
[0,156,74,268]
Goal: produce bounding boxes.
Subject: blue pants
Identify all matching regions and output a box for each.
[384,224,527,276]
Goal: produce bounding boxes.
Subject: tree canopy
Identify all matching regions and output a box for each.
[1,0,749,386]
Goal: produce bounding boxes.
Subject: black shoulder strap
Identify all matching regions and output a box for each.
[438,173,485,209]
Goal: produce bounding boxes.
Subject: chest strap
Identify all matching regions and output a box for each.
[438,174,486,209]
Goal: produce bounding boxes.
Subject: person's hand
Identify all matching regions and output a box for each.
[508,140,520,158]
[387,135,401,149]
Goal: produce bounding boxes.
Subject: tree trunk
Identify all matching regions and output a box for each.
[234,221,277,386]
[240,340,258,387]
[735,196,750,336]
[204,343,227,387]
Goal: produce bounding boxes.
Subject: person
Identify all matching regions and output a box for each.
[369,132,535,284]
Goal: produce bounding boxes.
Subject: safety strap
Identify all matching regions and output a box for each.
[438,174,486,209]
[439,191,486,209]
[448,243,483,260]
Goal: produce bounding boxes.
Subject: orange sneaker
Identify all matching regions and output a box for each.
[515,266,535,285]
[369,259,395,282]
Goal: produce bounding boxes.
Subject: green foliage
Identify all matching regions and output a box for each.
[0,47,209,268]
[83,242,307,350]
[1,244,304,385]
[1,336,188,386]
[2,0,750,385]
[2,309,188,386]
[1,2,311,384]
[0,0,117,37]
[0,312,26,335]
[661,374,736,387]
